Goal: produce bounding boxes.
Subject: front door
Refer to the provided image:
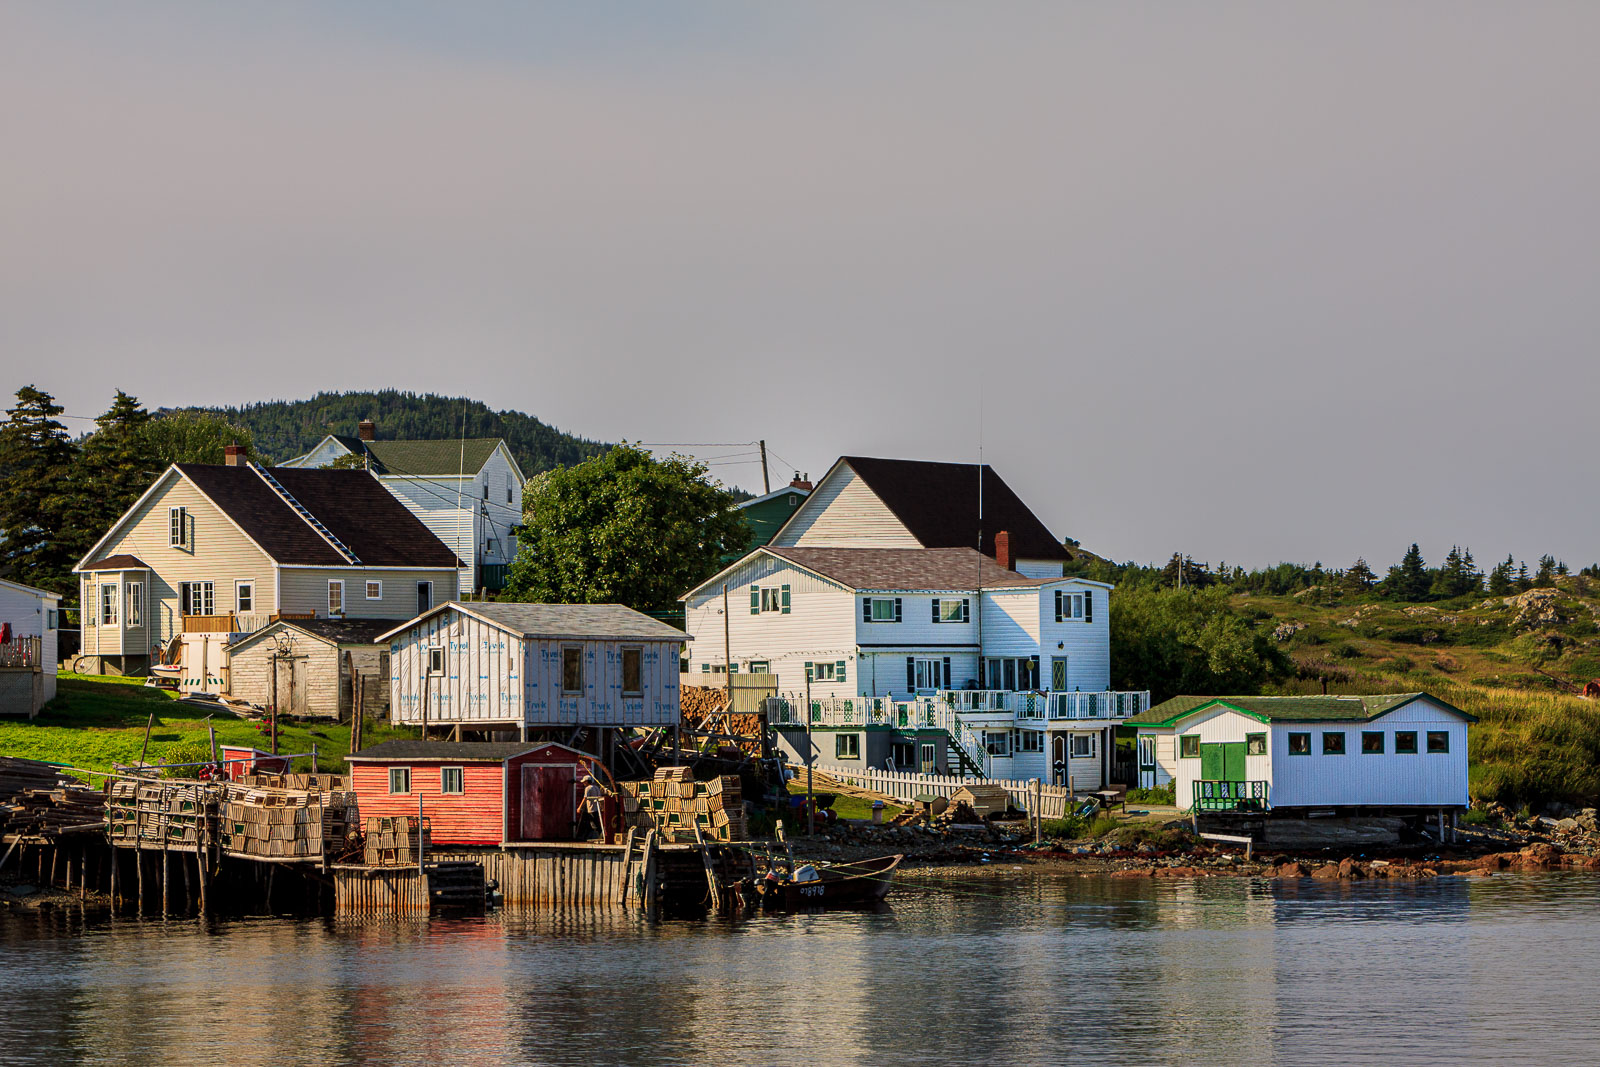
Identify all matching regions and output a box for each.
[1137,735,1156,789]
[920,743,936,774]
[521,764,576,841]
[1052,734,1068,785]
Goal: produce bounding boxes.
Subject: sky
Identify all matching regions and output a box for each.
[3,3,1598,572]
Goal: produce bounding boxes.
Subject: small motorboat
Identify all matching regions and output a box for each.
[760,853,903,910]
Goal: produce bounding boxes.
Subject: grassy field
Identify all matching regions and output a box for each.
[1236,581,1600,807]
[786,779,906,821]
[0,673,413,777]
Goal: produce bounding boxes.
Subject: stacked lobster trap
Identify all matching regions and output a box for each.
[619,767,747,843]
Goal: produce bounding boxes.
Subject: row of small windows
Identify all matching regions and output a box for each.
[747,586,1092,625]
[429,644,645,695]
[1179,730,1452,757]
[389,766,465,795]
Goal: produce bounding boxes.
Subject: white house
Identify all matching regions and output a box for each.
[768,455,1074,579]
[1127,693,1474,814]
[378,602,688,734]
[73,449,461,678]
[282,421,525,595]
[0,576,62,713]
[681,546,1146,786]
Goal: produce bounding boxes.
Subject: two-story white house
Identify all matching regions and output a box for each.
[681,456,1146,787]
[283,420,525,595]
[73,447,461,678]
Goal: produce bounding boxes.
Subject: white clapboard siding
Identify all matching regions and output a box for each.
[772,464,921,548]
[0,581,59,702]
[277,566,458,620]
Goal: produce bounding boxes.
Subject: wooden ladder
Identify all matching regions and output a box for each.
[616,827,657,909]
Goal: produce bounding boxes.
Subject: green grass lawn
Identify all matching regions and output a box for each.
[0,672,413,778]
[786,779,905,821]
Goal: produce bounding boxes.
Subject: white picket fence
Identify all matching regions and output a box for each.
[804,764,1085,820]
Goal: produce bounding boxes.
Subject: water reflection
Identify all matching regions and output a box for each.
[1,872,1597,1066]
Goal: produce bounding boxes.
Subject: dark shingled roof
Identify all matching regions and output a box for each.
[235,617,408,648]
[1127,693,1477,727]
[384,602,689,643]
[838,456,1071,562]
[347,740,550,763]
[767,547,1059,591]
[178,464,461,568]
[81,554,150,571]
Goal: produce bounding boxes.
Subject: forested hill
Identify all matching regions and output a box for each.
[176,391,609,474]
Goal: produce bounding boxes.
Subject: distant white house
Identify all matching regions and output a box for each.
[0,576,62,712]
[282,421,525,594]
[1127,693,1474,814]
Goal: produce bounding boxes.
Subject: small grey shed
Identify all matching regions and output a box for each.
[226,618,402,719]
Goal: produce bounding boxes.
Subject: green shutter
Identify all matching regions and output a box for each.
[863,598,872,623]
[780,584,791,614]
[907,657,916,690]
[1084,589,1093,623]
[932,598,941,623]
[750,586,760,614]
[1054,589,1063,622]
[893,597,902,623]
[804,661,813,682]
[835,659,846,684]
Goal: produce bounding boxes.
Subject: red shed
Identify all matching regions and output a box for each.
[347,740,602,846]
[219,745,291,777]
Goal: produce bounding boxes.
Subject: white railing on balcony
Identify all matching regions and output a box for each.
[936,690,1150,721]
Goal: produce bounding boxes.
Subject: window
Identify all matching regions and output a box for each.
[389,768,411,794]
[99,584,119,626]
[1246,733,1267,755]
[835,734,861,760]
[863,597,901,623]
[912,657,948,692]
[1051,657,1068,691]
[982,657,1039,690]
[168,506,188,548]
[984,731,1010,757]
[1180,735,1200,758]
[236,581,254,613]
[1054,590,1088,622]
[180,581,214,616]
[1427,731,1450,754]
[440,767,464,795]
[751,584,790,614]
[1362,731,1385,754]
[562,647,584,693]
[482,481,489,500]
[806,661,844,683]
[125,582,142,627]
[1322,732,1346,755]
[427,646,445,675]
[1016,730,1044,753]
[621,647,642,695]
[328,580,344,615]
[366,580,382,600]
[45,610,57,630]
[1394,731,1418,754]
[1288,732,1311,755]
[417,582,432,613]
[1071,733,1093,758]
[920,743,936,771]
[747,660,770,674]
[890,741,916,769]
[506,476,513,504]
[933,598,970,624]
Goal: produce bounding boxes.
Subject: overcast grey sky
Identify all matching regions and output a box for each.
[3,3,1597,571]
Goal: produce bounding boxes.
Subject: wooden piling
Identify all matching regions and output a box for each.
[162,847,170,919]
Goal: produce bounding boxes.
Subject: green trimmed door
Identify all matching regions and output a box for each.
[1200,742,1247,781]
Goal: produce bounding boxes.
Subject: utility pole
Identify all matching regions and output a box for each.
[722,584,733,711]
[758,440,771,495]
[804,675,814,836]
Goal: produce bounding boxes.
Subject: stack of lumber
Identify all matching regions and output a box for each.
[105,780,218,848]
[0,757,105,839]
[619,767,747,842]
[218,780,358,859]
[363,815,431,867]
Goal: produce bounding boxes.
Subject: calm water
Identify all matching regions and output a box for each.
[2,871,1598,1066]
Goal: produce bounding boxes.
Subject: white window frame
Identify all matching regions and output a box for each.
[936,598,969,624]
[621,647,643,696]
[168,506,188,548]
[835,733,861,760]
[235,581,254,614]
[913,657,945,692]
[482,481,489,500]
[365,580,383,601]
[984,730,1010,757]
[506,475,513,504]
[427,646,445,675]
[808,661,838,682]
[328,580,344,615]
[1017,730,1044,753]
[747,659,770,674]
[760,587,783,613]
[1071,733,1093,758]
[389,767,411,794]
[100,583,119,627]
[440,766,465,795]
[125,581,143,627]
[870,598,897,623]
[561,646,584,694]
[180,581,214,617]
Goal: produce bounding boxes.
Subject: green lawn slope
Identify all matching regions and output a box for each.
[0,673,413,778]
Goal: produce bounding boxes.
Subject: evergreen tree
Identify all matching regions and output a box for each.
[74,391,155,551]
[1516,561,1532,591]
[1534,555,1558,588]
[1487,556,1515,597]
[1344,557,1377,592]
[0,386,78,593]
[1383,543,1430,601]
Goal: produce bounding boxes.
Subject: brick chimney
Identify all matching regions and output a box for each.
[994,530,1012,571]
[224,444,246,467]
[358,419,376,441]
[789,471,813,491]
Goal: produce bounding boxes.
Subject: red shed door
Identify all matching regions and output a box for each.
[520,764,576,841]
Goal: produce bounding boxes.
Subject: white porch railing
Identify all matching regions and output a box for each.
[809,765,1082,820]
[937,690,1151,721]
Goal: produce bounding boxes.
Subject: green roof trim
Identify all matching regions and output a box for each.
[1126,692,1477,728]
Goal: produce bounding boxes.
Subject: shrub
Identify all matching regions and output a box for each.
[1108,823,1196,850]
[1331,643,1362,660]
[1460,808,1491,826]
[1087,815,1121,838]
[1041,816,1088,839]
[159,740,214,778]
[1126,783,1176,805]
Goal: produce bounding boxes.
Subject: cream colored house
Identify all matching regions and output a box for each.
[73,446,461,676]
